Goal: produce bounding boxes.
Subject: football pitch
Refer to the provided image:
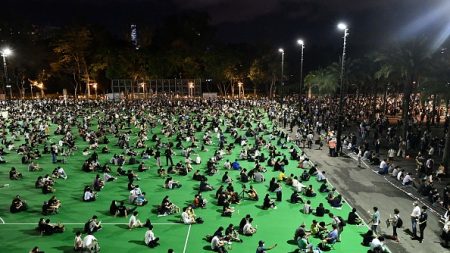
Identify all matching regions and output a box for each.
[0,106,370,253]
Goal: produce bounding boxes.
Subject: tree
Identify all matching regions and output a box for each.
[304,67,338,96]
[374,37,432,140]
[51,26,93,98]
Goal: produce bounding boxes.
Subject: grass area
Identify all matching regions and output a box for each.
[0,109,370,253]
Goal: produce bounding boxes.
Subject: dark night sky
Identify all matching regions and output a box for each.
[2,0,450,65]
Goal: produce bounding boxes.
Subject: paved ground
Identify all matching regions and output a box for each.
[303,146,445,253]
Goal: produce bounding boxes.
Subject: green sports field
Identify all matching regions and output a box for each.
[0,107,370,253]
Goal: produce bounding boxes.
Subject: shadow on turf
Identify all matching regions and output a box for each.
[129,240,146,246]
[287,239,297,245]
[53,245,74,253]
[202,245,213,251]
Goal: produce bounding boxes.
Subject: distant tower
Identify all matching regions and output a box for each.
[130,24,139,50]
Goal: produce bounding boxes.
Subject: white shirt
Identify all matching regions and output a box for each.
[144,230,155,244]
[411,206,421,218]
[402,174,412,185]
[129,215,137,227]
[379,160,387,169]
[182,212,192,224]
[84,191,94,201]
[370,238,383,251]
[211,236,221,250]
[83,234,97,247]
[243,223,253,234]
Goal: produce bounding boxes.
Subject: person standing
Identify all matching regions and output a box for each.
[165,147,174,166]
[417,206,428,243]
[357,147,363,167]
[391,209,401,242]
[369,207,381,235]
[410,202,421,239]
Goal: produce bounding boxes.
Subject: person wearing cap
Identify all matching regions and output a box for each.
[410,201,421,238]
[256,240,277,253]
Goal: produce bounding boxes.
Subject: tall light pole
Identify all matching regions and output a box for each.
[297,39,305,96]
[1,47,12,98]
[336,22,349,155]
[278,48,285,100]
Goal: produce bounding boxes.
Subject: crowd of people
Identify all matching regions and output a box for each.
[0,94,448,252]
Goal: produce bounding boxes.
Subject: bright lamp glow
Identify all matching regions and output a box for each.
[337,23,348,30]
[297,39,304,45]
[278,48,284,53]
[1,48,12,57]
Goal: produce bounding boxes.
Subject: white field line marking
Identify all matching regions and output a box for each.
[182,224,192,253]
[0,222,182,225]
[0,217,5,224]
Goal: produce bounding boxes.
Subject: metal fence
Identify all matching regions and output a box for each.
[110,79,202,99]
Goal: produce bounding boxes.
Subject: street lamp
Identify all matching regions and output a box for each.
[1,47,12,99]
[336,22,349,155]
[238,81,243,98]
[92,83,98,99]
[140,82,145,99]
[297,39,305,96]
[188,81,194,97]
[278,48,285,100]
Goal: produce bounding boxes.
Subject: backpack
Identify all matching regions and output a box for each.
[396,217,403,228]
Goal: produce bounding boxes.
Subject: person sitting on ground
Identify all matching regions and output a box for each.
[181,207,196,225]
[302,200,312,214]
[40,218,65,235]
[369,236,386,253]
[328,194,343,208]
[165,177,181,189]
[137,162,148,172]
[316,170,326,182]
[305,185,317,197]
[82,231,100,252]
[262,194,276,209]
[199,178,214,192]
[222,202,235,217]
[9,167,23,180]
[74,231,83,252]
[83,186,96,202]
[52,166,68,180]
[290,190,304,204]
[347,208,362,225]
[128,211,144,229]
[10,195,28,213]
[144,225,160,248]
[362,230,375,246]
[319,180,330,193]
[402,172,413,186]
[225,223,242,242]
[247,185,259,201]
[193,193,207,208]
[42,180,55,194]
[243,218,257,235]
[320,224,338,249]
[314,203,326,217]
[211,234,228,253]
[85,215,102,234]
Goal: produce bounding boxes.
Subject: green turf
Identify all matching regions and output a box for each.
[0,110,370,253]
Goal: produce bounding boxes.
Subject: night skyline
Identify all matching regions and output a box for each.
[3,0,449,49]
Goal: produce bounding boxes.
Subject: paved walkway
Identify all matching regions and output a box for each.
[284,123,447,253]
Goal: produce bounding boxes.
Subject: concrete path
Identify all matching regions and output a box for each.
[303,147,445,253]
